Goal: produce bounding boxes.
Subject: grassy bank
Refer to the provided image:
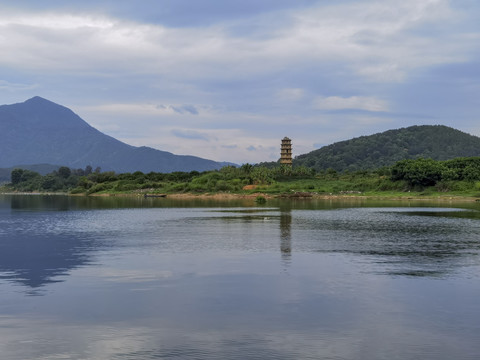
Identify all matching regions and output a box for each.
[3,164,480,201]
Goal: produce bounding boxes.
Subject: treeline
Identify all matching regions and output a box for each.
[6,164,315,195]
[4,157,480,196]
[9,165,102,192]
[391,157,480,188]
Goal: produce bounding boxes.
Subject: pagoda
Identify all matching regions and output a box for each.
[280,137,292,166]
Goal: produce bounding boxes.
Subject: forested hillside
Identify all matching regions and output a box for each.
[294,125,480,172]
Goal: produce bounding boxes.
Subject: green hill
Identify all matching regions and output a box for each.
[294,125,480,172]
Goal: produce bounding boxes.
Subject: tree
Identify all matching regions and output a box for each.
[11,168,24,185]
[240,163,253,175]
[391,158,445,187]
[73,168,85,176]
[58,166,71,179]
[41,175,61,191]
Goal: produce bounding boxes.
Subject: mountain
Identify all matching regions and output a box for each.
[0,97,232,173]
[294,125,480,172]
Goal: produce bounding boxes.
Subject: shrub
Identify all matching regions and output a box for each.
[86,183,112,195]
[255,195,266,204]
[70,187,86,194]
[215,180,233,191]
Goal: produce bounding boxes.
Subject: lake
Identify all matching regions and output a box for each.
[1,194,480,359]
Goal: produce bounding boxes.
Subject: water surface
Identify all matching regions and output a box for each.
[1,195,480,359]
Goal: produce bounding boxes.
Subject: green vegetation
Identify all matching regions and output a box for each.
[2,158,480,199]
[295,125,480,172]
[0,164,60,183]
[255,195,267,204]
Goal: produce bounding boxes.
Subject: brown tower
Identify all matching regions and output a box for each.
[280,137,292,166]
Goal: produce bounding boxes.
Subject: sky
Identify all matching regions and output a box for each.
[1,0,479,164]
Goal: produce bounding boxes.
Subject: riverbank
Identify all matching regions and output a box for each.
[5,161,480,202]
[161,192,480,202]
[3,190,477,203]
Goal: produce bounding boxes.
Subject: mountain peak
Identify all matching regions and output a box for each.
[26,96,48,102]
[0,97,230,172]
[24,96,60,108]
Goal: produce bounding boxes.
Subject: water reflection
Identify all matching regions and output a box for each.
[7,194,258,211]
[2,196,480,359]
[0,232,95,294]
[206,206,294,266]
[2,195,480,294]
[0,197,101,294]
[279,206,292,266]
[293,207,480,277]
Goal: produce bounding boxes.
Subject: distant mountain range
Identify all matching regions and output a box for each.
[2,97,479,179]
[294,125,480,172]
[0,97,232,173]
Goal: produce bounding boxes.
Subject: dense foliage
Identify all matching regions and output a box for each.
[294,125,480,172]
[8,166,99,192]
[5,164,315,195]
[0,164,60,183]
[4,157,480,197]
[391,157,480,188]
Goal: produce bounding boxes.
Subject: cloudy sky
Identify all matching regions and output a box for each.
[1,0,479,164]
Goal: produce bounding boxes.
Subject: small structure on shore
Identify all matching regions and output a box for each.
[280,137,292,166]
[144,194,167,198]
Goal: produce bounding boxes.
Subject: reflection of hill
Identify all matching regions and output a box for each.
[0,232,94,290]
[0,196,100,293]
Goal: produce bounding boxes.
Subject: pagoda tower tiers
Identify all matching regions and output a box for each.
[280,137,292,166]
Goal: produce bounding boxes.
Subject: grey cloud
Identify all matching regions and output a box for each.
[171,105,198,115]
[181,105,199,115]
[159,104,199,115]
[171,129,209,141]
[170,106,183,114]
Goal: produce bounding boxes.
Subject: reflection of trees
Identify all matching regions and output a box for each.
[295,207,480,277]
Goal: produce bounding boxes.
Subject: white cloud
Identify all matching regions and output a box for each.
[0,80,38,91]
[99,269,172,283]
[312,96,389,112]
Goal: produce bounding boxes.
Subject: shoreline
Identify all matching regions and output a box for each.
[2,190,479,203]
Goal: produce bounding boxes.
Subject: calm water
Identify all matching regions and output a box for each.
[1,195,480,360]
